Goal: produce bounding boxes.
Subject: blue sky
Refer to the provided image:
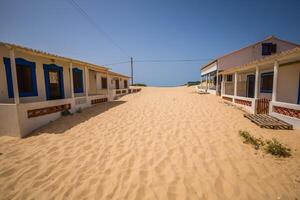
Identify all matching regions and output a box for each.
[1,0,300,86]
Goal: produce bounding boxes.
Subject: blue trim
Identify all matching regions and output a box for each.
[43,64,65,100]
[298,73,300,104]
[260,71,274,93]
[72,68,84,93]
[3,58,14,98]
[3,57,38,98]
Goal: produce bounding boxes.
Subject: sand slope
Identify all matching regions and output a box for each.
[0,86,300,200]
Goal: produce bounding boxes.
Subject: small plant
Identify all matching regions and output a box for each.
[264,139,291,157]
[131,83,147,87]
[61,109,72,116]
[76,108,82,113]
[239,130,264,150]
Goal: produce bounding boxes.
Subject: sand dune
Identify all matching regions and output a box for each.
[0,86,300,200]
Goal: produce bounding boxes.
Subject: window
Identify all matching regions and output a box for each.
[3,57,38,98]
[72,68,83,93]
[101,77,107,89]
[262,43,277,56]
[260,72,273,93]
[124,80,128,88]
[226,74,233,82]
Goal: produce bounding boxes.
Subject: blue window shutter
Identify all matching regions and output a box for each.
[59,67,65,99]
[3,57,14,98]
[43,65,50,100]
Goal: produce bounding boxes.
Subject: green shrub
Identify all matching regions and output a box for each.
[131,83,147,87]
[187,81,200,86]
[265,139,291,157]
[61,109,72,116]
[239,130,264,150]
[76,108,82,113]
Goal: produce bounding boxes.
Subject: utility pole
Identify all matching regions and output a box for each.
[130,57,133,85]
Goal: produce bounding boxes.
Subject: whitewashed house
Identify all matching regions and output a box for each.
[198,36,299,95]
[0,42,132,137]
[220,47,300,128]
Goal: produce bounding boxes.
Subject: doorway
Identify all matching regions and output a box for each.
[115,79,120,89]
[246,74,255,98]
[44,64,64,100]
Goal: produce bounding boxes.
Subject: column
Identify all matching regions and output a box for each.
[106,71,109,94]
[234,72,238,97]
[254,66,259,99]
[9,49,19,104]
[85,66,89,98]
[206,75,208,91]
[221,74,225,95]
[69,62,75,99]
[216,70,219,95]
[272,60,279,102]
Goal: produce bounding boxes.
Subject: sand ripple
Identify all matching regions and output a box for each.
[1,87,300,199]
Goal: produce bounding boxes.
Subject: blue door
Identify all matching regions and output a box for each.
[43,64,64,100]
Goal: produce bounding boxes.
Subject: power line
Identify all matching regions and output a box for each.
[103,61,130,66]
[102,58,213,66]
[67,0,130,57]
[135,58,214,63]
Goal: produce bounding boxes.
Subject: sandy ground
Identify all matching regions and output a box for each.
[0,86,300,200]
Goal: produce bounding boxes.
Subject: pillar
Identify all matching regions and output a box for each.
[85,66,89,98]
[234,72,238,97]
[254,66,259,99]
[272,60,279,102]
[216,70,219,95]
[106,71,109,94]
[221,74,225,95]
[9,49,19,104]
[70,62,75,99]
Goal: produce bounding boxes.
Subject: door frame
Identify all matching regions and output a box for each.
[43,64,65,100]
[246,74,255,98]
[298,72,300,104]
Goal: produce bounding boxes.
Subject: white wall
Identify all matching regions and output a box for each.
[0,104,20,136]
[277,62,300,104]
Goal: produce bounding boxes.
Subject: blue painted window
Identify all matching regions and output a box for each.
[72,68,84,93]
[43,64,65,100]
[3,57,38,98]
[260,72,274,93]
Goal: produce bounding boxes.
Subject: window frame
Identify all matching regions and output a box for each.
[101,77,107,89]
[72,68,84,93]
[3,57,38,98]
[260,71,274,93]
[226,74,233,82]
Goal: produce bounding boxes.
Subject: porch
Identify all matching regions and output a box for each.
[220,48,300,128]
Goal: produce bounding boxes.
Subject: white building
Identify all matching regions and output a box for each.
[0,42,133,137]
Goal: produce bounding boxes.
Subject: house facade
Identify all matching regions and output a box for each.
[198,36,300,128]
[220,47,300,128]
[0,42,132,137]
[198,36,299,95]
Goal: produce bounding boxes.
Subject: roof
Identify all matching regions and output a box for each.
[108,71,130,79]
[0,41,109,71]
[200,59,217,71]
[200,36,300,70]
[220,47,300,73]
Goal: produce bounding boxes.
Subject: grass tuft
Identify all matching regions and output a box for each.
[265,139,291,157]
[239,130,264,150]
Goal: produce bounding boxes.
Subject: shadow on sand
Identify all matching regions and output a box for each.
[27,100,126,137]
